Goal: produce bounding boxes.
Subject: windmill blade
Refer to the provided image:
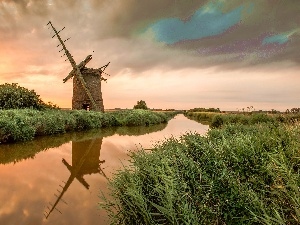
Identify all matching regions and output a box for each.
[102,71,111,76]
[47,21,99,110]
[47,21,77,68]
[63,55,92,83]
[99,62,110,73]
[63,70,76,83]
[98,62,110,82]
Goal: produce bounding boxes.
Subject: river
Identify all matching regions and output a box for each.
[0,114,208,225]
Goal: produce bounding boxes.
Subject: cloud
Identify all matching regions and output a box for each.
[0,0,299,110]
[145,2,244,44]
[136,0,300,69]
[1,0,299,74]
[262,29,300,45]
[263,33,289,45]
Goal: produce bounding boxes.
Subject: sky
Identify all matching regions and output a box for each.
[0,0,299,111]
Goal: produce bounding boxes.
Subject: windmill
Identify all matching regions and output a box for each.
[47,21,110,112]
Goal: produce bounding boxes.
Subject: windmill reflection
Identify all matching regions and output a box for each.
[45,137,107,219]
[44,123,169,219]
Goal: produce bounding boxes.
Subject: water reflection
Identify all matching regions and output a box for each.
[0,114,208,225]
[185,115,211,126]
[0,123,167,165]
[45,137,107,219]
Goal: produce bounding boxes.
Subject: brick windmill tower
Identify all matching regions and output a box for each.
[47,21,110,112]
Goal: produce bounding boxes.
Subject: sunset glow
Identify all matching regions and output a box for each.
[0,0,299,111]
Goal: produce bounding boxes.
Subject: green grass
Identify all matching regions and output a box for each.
[210,113,300,128]
[0,109,176,143]
[99,122,300,225]
[185,112,300,128]
[185,111,222,123]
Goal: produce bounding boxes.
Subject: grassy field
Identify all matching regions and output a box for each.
[0,109,176,143]
[100,118,300,224]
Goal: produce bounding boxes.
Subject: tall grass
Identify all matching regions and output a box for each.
[185,111,221,123]
[185,112,300,128]
[210,113,300,128]
[0,109,176,143]
[100,123,300,225]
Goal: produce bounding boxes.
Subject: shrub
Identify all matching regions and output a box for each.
[0,83,45,110]
[0,83,59,110]
[0,113,35,142]
[211,114,224,128]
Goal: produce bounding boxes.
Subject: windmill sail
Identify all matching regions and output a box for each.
[47,21,99,111]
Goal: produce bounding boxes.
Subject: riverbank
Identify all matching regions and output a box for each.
[185,111,300,128]
[0,113,208,224]
[100,121,300,224]
[0,109,176,143]
[0,122,171,165]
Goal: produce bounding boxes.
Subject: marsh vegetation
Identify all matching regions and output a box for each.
[0,109,176,143]
[185,111,300,128]
[0,114,207,225]
[100,113,300,225]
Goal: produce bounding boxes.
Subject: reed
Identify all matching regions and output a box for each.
[0,109,176,143]
[185,112,300,128]
[100,122,300,225]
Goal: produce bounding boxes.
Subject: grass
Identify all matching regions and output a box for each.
[185,111,221,124]
[210,113,300,128]
[185,112,300,128]
[99,122,300,225]
[0,109,176,143]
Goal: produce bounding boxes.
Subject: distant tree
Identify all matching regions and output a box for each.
[133,100,148,110]
[0,83,58,110]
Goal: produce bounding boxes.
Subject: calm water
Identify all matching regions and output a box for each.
[0,114,208,225]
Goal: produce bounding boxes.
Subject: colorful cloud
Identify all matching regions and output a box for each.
[0,0,299,111]
[146,2,244,44]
